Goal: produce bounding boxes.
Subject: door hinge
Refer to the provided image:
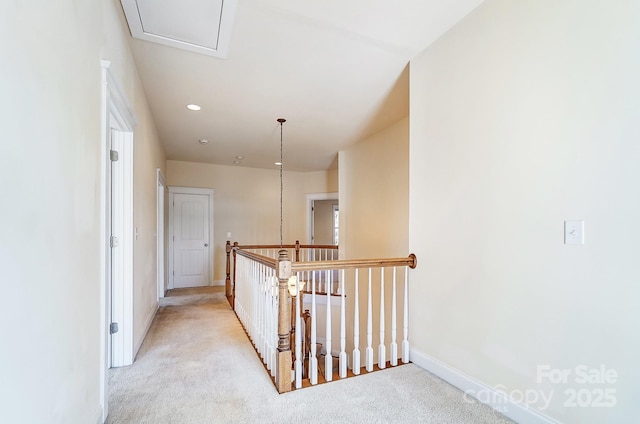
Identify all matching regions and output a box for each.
[110,322,119,334]
[110,150,119,161]
[110,235,119,248]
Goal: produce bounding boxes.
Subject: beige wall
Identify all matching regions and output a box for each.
[339,117,409,259]
[409,0,639,422]
[0,1,164,422]
[1,3,103,422]
[167,161,337,282]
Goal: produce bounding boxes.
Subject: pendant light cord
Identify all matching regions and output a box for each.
[278,119,286,248]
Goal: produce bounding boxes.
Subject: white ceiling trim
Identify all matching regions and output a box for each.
[120,0,237,58]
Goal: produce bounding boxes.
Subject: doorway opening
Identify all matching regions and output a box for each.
[307,193,339,245]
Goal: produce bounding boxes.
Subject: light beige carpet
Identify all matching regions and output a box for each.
[107,287,513,424]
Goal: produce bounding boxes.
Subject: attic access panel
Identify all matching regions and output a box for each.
[121,0,237,58]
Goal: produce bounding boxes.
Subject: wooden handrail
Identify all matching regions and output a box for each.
[291,254,417,272]
[234,249,278,268]
[233,243,338,251]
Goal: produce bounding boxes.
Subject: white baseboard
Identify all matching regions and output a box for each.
[95,405,104,424]
[133,304,159,358]
[410,348,560,424]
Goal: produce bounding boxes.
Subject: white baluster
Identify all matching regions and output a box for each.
[366,268,373,372]
[270,271,277,377]
[266,269,271,362]
[352,268,360,375]
[325,269,333,381]
[236,256,242,322]
[390,267,398,366]
[247,262,251,324]
[264,268,270,368]
[378,267,386,369]
[266,270,270,367]
[324,268,328,294]
[250,260,255,343]
[252,262,257,346]
[255,263,259,349]
[295,274,302,388]
[339,268,347,378]
[239,258,244,322]
[259,264,265,360]
[323,267,328,294]
[238,260,242,318]
[256,263,260,345]
[254,262,259,344]
[402,266,410,363]
[260,265,264,352]
[248,261,252,329]
[310,269,318,384]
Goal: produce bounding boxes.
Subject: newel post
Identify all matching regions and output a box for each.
[276,249,292,393]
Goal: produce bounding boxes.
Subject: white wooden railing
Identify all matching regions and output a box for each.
[234,253,279,379]
[291,257,415,388]
[228,241,416,393]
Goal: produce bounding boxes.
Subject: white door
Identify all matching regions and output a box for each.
[110,129,123,364]
[109,127,134,368]
[157,169,166,299]
[173,193,211,288]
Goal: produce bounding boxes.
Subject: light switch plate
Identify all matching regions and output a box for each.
[565,220,584,245]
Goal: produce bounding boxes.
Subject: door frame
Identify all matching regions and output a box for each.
[157,169,166,299]
[306,192,338,244]
[168,186,215,289]
[100,60,136,421]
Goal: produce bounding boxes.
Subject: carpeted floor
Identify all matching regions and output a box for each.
[107,287,513,423]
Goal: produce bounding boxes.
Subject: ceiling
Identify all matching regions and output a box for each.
[118,0,484,171]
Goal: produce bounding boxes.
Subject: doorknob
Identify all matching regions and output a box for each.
[204,243,209,247]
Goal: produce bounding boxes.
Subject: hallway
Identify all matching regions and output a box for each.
[107,287,512,423]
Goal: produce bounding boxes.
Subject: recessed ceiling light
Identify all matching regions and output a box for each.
[233,160,241,164]
[198,139,209,144]
[275,161,283,166]
[235,155,244,160]
[187,104,201,111]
